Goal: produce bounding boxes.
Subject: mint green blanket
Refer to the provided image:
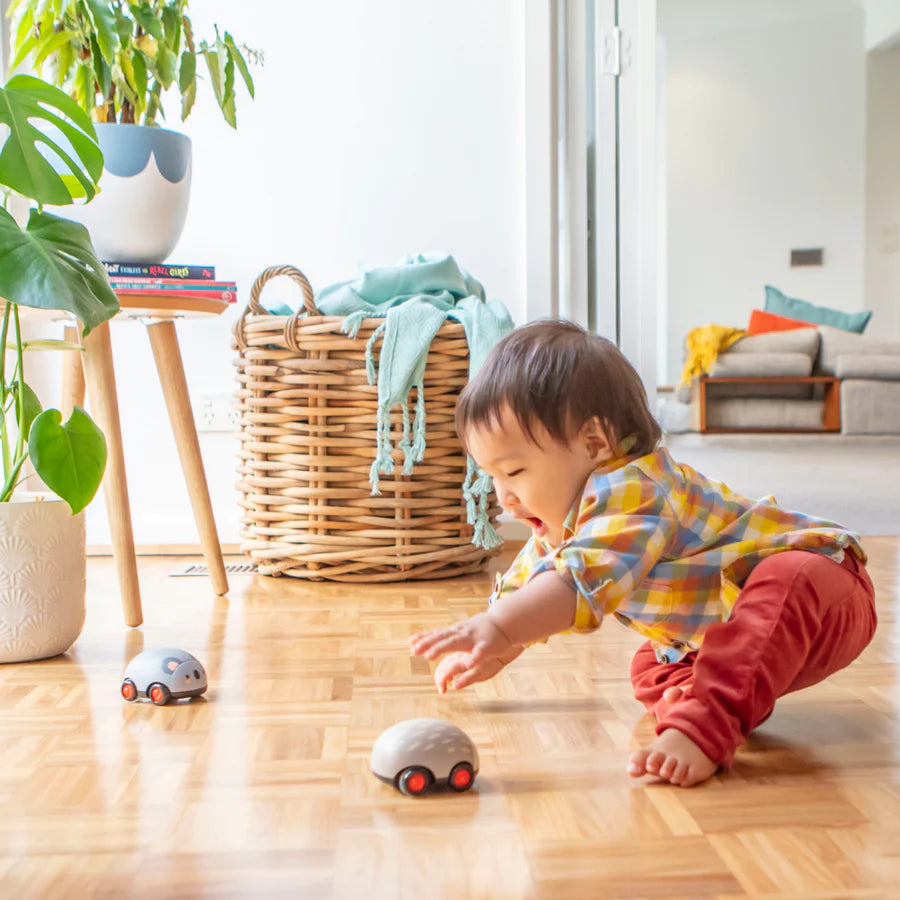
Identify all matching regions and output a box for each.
[313,253,514,549]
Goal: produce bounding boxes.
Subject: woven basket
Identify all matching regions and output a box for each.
[232,265,502,582]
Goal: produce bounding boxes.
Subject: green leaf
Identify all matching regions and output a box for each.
[12,6,35,57]
[130,3,164,41]
[178,49,195,95]
[0,74,103,206]
[74,61,94,113]
[0,207,119,334]
[156,44,177,86]
[182,13,195,52]
[180,76,196,121]
[10,32,38,73]
[224,32,255,99]
[85,0,118,62]
[114,6,133,44]
[132,51,148,105]
[28,405,107,514]
[222,53,236,128]
[200,45,223,106]
[90,33,112,100]
[33,29,79,69]
[161,5,181,51]
[56,41,76,88]
[13,380,42,439]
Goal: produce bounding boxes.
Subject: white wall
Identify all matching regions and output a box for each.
[863,0,900,51]
[661,4,866,384]
[865,43,900,339]
[77,1,527,546]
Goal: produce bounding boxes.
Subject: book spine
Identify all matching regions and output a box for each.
[109,279,237,290]
[114,287,236,302]
[103,262,216,280]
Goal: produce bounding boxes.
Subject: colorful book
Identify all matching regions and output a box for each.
[103,262,216,280]
[108,279,237,291]
[113,287,237,302]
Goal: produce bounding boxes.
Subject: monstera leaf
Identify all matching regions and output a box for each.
[28,406,107,514]
[0,74,103,206]
[0,207,119,333]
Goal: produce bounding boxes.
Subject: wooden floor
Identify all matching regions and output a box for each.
[2,539,899,899]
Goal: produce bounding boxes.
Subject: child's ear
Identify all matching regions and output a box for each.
[580,416,613,461]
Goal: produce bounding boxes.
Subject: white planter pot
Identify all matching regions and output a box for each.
[0,494,86,664]
[51,123,192,264]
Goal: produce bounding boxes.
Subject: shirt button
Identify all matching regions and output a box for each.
[672,641,684,650]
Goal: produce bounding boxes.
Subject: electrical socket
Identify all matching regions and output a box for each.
[195,391,239,432]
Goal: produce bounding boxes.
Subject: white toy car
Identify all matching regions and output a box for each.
[370,718,479,796]
[120,647,208,705]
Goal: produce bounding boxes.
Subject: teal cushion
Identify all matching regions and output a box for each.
[764,285,871,333]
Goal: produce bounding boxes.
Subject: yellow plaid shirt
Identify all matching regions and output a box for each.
[490,444,866,660]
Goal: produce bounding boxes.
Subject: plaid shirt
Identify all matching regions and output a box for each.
[490,443,866,660]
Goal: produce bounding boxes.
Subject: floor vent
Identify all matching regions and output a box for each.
[172,563,257,577]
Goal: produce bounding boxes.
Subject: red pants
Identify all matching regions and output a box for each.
[630,550,876,768]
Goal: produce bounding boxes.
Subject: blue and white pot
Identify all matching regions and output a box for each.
[60,123,192,264]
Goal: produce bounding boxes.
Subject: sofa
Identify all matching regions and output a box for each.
[660,325,900,435]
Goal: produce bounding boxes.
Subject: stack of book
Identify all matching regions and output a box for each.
[103,262,237,303]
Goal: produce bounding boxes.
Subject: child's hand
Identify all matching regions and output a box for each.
[433,651,509,693]
[409,612,511,665]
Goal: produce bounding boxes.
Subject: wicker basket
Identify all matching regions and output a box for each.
[232,265,502,582]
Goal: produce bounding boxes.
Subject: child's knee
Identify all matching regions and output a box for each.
[630,641,659,683]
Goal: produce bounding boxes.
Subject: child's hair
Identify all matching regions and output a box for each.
[456,319,661,456]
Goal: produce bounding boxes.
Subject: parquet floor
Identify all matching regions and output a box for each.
[1,538,899,899]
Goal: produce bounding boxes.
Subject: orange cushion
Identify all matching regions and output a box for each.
[747,308,816,335]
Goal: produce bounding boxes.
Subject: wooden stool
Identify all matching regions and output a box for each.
[62,292,230,627]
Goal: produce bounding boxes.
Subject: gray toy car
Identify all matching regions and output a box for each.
[121,647,207,705]
[370,718,479,796]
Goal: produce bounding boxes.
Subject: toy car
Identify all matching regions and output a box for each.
[120,647,208,705]
[370,718,479,796]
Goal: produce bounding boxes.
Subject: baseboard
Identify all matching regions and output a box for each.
[87,543,244,557]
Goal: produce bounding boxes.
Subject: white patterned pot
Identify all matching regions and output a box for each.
[48,123,193,264]
[0,493,86,664]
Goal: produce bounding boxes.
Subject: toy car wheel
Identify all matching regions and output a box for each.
[120,679,137,701]
[398,766,432,796]
[148,683,171,706]
[448,762,475,792]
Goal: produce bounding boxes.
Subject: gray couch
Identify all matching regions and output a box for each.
[660,326,900,434]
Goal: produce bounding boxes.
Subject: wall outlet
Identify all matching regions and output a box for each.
[195,391,239,432]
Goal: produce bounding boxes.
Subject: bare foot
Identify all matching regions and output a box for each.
[627,728,718,787]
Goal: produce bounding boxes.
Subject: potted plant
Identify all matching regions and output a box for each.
[7,0,260,263]
[0,73,119,663]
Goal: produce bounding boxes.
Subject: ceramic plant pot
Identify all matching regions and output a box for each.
[0,493,86,664]
[59,123,192,264]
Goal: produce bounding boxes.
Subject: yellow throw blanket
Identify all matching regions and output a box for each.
[680,324,746,385]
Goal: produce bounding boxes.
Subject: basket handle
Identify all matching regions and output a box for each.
[247,265,319,316]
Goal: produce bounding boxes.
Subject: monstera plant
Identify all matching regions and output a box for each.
[0,73,119,513]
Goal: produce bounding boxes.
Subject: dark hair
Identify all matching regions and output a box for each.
[456,319,661,456]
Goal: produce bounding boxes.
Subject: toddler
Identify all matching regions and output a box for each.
[409,319,876,787]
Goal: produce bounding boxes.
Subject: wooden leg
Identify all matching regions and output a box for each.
[60,325,86,420]
[146,320,229,596]
[699,378,708,433]
[823,379,842,432]
[82,321,143,627]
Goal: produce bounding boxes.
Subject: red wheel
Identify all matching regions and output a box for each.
[120,679,137,701]
[448,762,475,792]
[148,683,171,706]
[398,766,432,796]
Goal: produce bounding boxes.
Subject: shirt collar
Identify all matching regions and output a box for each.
[556,433,640,540]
